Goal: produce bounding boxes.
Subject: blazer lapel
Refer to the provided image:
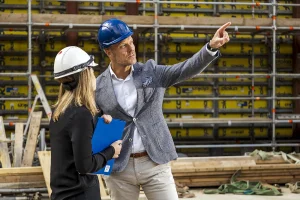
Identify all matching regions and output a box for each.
[101,69,130,117]
[133,63,145,115]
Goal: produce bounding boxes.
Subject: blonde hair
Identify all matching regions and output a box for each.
[52,68,98,121]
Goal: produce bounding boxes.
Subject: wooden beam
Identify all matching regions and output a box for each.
[98,175,108,197]
[0,166,42,175]
[13,123,23,167]
[0,116,11,168]
[38,151,52,197]
[21,112,43,167]
[1,13,300,27]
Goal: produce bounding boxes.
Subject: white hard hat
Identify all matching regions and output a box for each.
[53,46,98,79]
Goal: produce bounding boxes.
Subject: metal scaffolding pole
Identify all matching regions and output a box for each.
[272,0,277,152]
[27,0,32,111]
[154,0,158,62]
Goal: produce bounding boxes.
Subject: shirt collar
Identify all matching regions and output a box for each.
[109,64,134,80]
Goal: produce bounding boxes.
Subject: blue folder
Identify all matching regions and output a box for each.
[91,118,126,175]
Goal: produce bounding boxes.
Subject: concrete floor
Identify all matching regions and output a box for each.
[180,187,300,200]
[102,187,300,200]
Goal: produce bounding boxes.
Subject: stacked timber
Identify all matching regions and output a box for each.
[171,155,300,187]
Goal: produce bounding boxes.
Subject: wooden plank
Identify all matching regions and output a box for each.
[0,116,11,168]
[0,166,42,175]
[13,123,23,167]
[21,111,43,167]
[0,182,46,189]
[173,169,300,177]
[38,151,52,197]
[0,174,44,183]
[98,175,108,197]
[0,13,300,27]
[175,156,255,161]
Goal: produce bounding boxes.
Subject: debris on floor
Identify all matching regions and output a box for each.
[176,181,196,198]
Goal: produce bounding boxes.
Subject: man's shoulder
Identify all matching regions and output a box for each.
[134,59,157,71]
[96,68,109,81]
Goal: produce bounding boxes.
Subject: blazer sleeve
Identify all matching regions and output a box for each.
[71,108,115,174]
[153,44,220,88]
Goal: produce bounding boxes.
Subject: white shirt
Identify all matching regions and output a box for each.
[109,66,146,153]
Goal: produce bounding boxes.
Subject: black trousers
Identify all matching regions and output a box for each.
[70,181,101,200]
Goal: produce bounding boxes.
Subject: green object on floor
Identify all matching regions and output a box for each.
[203,170,282,196]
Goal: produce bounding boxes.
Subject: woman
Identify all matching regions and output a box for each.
[50,46,122,200]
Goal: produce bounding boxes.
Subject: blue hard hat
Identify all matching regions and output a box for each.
[98,18,133,49]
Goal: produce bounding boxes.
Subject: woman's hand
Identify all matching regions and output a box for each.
[110,140,122,158]
[101,114,112,124]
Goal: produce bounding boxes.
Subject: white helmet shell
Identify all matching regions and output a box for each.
[53,46,98,79]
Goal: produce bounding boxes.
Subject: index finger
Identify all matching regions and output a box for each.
[217,22,231,33]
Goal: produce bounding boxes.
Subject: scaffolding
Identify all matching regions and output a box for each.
[0,0,300,152]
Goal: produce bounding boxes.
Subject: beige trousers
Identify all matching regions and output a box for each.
[103,156,178,200]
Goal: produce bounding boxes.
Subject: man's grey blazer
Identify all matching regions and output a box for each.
[95,46,219,172]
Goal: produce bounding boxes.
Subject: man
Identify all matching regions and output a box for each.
[95,18,230,200]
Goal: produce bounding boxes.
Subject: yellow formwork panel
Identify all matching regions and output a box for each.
[276,128,293,137]
[275,100,293,108]
[161,1,213,9]
[221,43,267,54]
[2,100,29,111]
[166,86,213,96]
[3,56,40,67]
[79,41,99,52]
[170,128,214,138]
[218,128,249,138]
[218,57,268,68]
[276,58,292,68]
[45,85,59,96]
[163,100,213,109]
[45,41,66,52]
[276,86,292,95]
[219,85,268,96]
[218,100,267,109]
[1,41,28,51]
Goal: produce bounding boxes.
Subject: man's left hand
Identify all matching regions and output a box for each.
[210,22,231,49]
[102,114,112,124]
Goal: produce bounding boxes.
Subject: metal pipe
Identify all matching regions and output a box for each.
[154,0,158,62]
[251,34,255,117]
[0,188,47,194]
[39,128,46,151]
[163,97,300,100]
[272,0,277,151]
[28,0,32,112]
[175,143,300,149]
[0,98,29,101]
[193,74,300,78]
[0,73,30,76]
[57,0,300,7]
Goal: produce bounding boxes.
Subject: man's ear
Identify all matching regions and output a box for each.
[104,48,111,58]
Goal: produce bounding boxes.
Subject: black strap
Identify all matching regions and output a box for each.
[54,55,94,78]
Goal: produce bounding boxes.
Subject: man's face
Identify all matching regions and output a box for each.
[105,36,136,67]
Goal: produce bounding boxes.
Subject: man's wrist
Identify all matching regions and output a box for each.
[207,41,219,52]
